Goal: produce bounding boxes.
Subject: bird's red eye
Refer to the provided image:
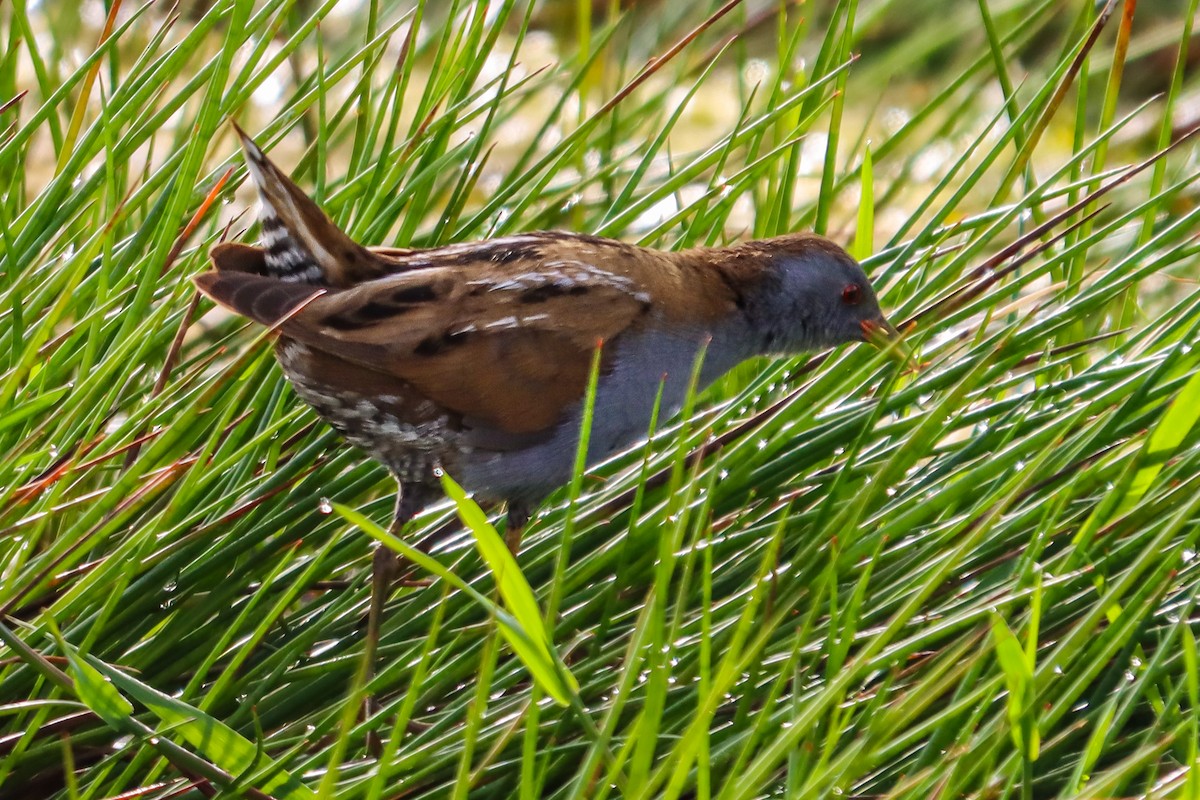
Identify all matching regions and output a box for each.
[841,284,862,305]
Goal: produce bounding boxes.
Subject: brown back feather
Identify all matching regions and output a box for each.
[193,246,661,434]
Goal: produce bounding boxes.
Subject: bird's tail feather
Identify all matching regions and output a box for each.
[230,123,376,287]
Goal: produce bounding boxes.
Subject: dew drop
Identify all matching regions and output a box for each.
[318,498,333,514]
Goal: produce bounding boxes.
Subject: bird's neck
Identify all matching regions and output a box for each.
[701,315,770,378]
[667,246,777,363]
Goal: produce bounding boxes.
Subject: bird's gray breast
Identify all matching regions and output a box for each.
[459,322,753,501]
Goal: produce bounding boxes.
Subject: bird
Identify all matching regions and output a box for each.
[193,124,898,739]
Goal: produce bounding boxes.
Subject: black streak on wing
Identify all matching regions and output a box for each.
[414,329,471,357]
[321,284,442,331]
[391,285,440,303]
[518,284,591,304]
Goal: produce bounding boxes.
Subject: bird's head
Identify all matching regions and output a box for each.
[738,234,898,354]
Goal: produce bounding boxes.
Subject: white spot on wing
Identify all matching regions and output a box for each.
[484,316,519,329]
[467,259,643,297]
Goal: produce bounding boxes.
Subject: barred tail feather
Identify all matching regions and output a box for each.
[230,122,381,287]
[258,212,324,284]
[193,269,325,330]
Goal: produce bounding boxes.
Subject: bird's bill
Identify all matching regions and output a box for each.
[861,316,919,370]
[861,316,900,340]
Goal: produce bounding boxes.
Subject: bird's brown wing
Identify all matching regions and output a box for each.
[194,258,652,434]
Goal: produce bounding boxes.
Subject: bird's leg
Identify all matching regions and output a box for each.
[504,499,533,556]
[364,483,429,757]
